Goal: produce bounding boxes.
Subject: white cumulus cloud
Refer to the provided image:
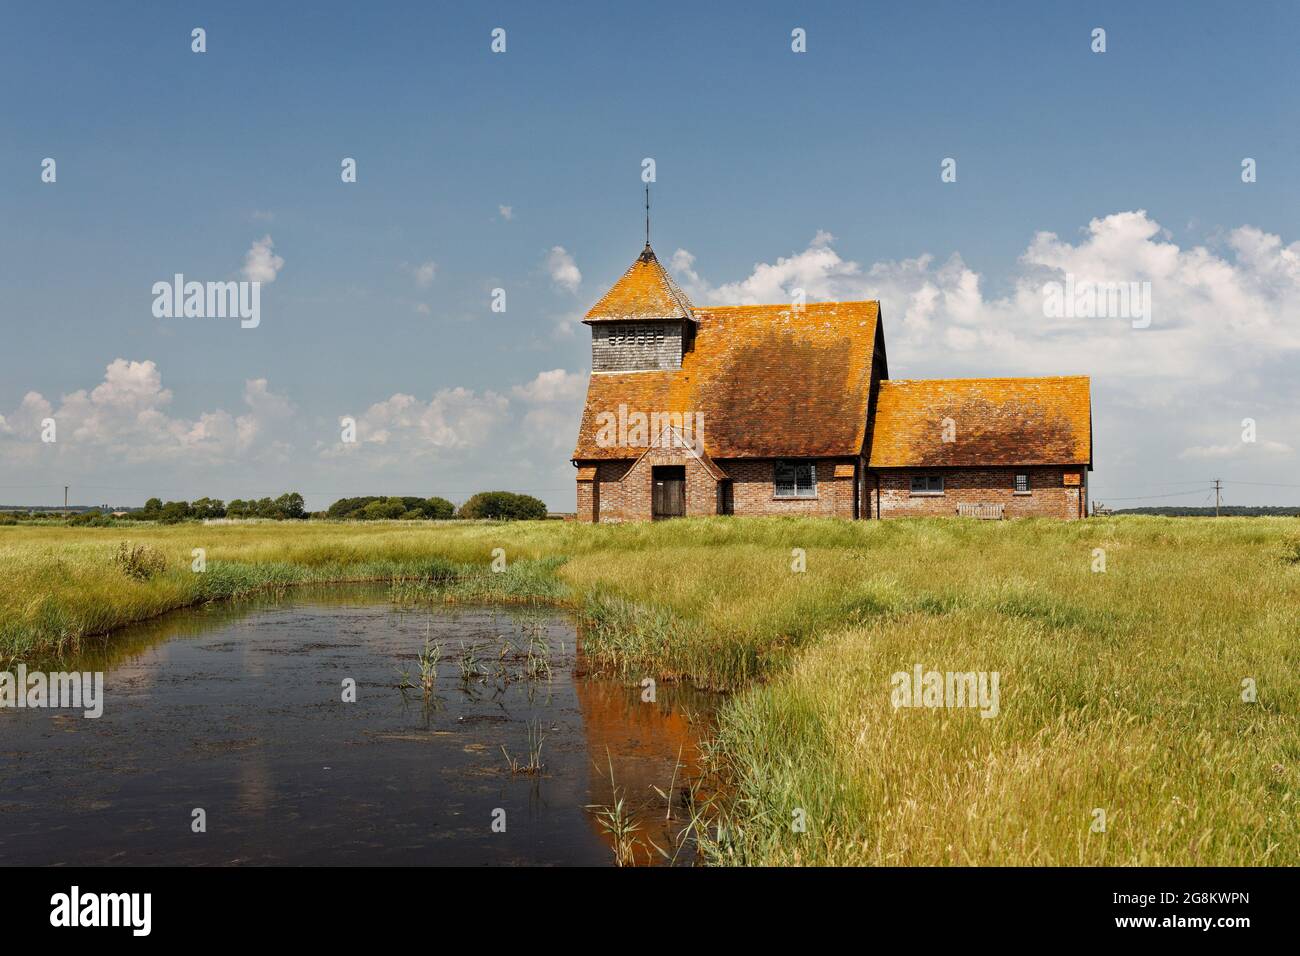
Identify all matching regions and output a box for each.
[0,359,295,466]
[242,235,285,284]
[412,261,437,288]
[546,246,582,293]
[511,368,585,404]
[323,388,510,462]
[672,212,1300,389]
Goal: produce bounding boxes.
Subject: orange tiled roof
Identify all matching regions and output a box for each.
[868,377,1092,468]
[584,245,695,323]
[573,300,882,459]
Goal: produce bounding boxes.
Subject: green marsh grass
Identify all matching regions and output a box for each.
[1,515,1296,864]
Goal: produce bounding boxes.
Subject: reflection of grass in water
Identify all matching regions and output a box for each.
[456,642,484,683]
[586,744,723,868]
[397,624,442,695]
[500,720,546,775]
[648,742,704,867]
[474,617,555,686]
[586,751,644,867]
[524,629,553,681]
[421,639,441,691]
[417,631,441,692]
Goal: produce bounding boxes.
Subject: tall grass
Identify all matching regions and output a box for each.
[1,516,1296,865]
[711,608,1296,865]
[0,522,572,664]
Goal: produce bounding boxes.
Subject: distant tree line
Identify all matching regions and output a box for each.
[0,489,553,524]
[1112,505,1300,517]
[327,491,547,521]
[327,496,455,521]
[130,493,308,523]
[457,491,548,520]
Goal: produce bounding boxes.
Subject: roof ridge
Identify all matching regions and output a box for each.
[883,375,1090,384]
[653,248,696,318]
[697,300,880,312]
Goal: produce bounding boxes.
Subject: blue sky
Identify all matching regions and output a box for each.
[2,1,1298,510]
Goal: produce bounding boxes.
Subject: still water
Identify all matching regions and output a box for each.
[0,587,716,865]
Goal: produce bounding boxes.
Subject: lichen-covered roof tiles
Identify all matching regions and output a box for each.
[573,300,883,459]
[583,245,696,323]
[868,377,1092,469]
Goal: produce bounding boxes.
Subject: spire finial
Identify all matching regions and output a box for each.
[645,183,650,248]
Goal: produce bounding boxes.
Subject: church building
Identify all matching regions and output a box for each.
[571,243,1092,521]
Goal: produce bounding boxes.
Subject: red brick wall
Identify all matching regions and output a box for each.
[575,457,857,521]
[577,460,1086,521]
[576,452,719,522]
[576,480,597,522]
[874,467,1084,519]
[716,459,857,518]
[627,447,719,519]
[682,459,721,518]
[590,460,634,521]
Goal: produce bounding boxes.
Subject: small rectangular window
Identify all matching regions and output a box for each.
[1014,473,1030,493]
[775,460,817,498]
[910,475,944,495]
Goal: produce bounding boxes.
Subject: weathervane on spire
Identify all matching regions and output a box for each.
[645,183,651,249]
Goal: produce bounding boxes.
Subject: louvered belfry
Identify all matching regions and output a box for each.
[585,245,696,373]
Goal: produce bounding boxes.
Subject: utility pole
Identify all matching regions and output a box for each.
[1213,479,1221,518]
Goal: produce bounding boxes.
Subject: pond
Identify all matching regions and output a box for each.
[0,587,718,866]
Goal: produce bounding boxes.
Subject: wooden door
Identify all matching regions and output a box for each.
[652,466,685,519]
